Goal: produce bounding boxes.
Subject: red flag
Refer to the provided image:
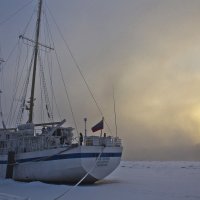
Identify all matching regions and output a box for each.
[91,118,104,132]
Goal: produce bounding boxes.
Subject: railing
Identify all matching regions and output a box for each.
[0,143,8,155]
[0,134,72,155]
[84,136,122,147]
[0,135,122,155]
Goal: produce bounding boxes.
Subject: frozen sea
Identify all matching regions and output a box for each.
[0,161,200,200]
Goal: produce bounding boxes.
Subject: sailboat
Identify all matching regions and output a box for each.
[0,0,122,183]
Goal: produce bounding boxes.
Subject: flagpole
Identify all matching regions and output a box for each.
[84,118,87,137]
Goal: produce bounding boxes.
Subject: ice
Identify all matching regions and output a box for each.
[0,192,29,200]
[0,161,200,200]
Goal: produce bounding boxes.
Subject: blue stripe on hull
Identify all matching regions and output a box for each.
[0,152,122,164]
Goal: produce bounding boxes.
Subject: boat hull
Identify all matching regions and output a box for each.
[0,146,122,183]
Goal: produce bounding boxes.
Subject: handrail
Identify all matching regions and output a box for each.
[84,136,122,147]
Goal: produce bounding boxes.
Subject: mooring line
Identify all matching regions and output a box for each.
[53,146,105,200]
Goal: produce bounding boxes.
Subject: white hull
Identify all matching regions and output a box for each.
[0,146,122,183]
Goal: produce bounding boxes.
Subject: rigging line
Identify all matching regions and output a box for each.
[9,44,30,126]
[54,49,79,135]
[43,10,61,120]
[6,41,28,125]
[46,52,55,118]
[42,8,53,52]
[39,57,45,123]
[3,40,21,125]
[46,5,112,134]
[41,10,55,121]
[39,10,53,121]
[45,52,57,119]
[15,40,23,94]
[43,6,79,134]
[6,40,22,126]
[9,40,23,125]
[16,50,35,125]
[45,51,62,121]
[54,146,105,200]
[21,4,37,36]
[38,52,53,121]
[0,0,34,26]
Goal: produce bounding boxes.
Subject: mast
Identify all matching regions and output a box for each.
[28,0,42,123]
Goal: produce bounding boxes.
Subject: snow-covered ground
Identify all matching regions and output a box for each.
[0,161,200,200]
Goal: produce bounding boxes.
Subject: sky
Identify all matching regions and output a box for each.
[1,0,200,160]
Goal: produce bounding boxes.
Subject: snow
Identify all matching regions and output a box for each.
[0,161,200,200]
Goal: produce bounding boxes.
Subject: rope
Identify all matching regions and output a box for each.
[38,52,54,121]
[5,36,31,125]
[43,10,61,121]
[54,48,79,135]
[39,58,45,123]
[10,40,24,126]
[15,50,34,125]
[5,40,24,126]
[53,146,105,200]
[42,10,58,120]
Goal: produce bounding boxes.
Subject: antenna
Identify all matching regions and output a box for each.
[112,86,118,138]
[0,59,6,129]
[0,90,6,129]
